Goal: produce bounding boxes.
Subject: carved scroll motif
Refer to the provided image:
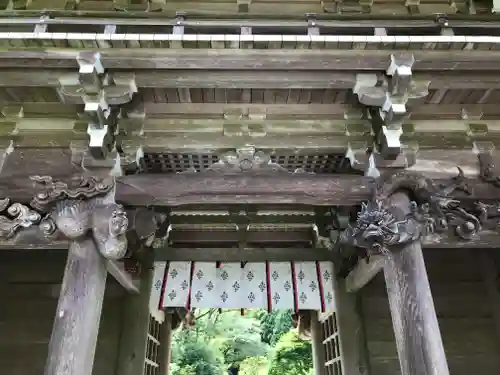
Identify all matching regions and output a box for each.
[339,169,498,260]
[0,198,41,239]
[31,175,129,260]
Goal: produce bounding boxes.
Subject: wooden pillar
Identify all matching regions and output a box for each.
[383,192,449,375]
[44,238,108,375]
[311,311,326,375]
[335,278,371,375]
[116,265,154,375]
[34,176,130,375]
[159,312,174,375]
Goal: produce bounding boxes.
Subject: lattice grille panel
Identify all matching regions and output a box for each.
[269,154,354,173]
[321,313,343,375]
[144,314,162,375]
[143,153,219,173]
[142,152,357,174]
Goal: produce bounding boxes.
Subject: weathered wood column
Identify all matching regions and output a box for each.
[340,175,451,375]
[159,312,174,375]
[28,176,129,375]
[311,311,326,375]
[382,192,449,375]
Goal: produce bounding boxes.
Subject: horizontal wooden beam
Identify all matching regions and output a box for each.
[106,260,140,294]
[1,50,500,72]
[154,247,335,262]
[3,69,500,90]
[0,16,496,30]
[2,172,500,207]
[7,102,500,121]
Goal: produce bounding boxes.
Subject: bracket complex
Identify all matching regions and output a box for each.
[58,52,137,160]
[354,53,429,159]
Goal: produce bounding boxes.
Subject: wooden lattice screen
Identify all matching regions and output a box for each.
[144,314,162,375]
[319,311,343,375]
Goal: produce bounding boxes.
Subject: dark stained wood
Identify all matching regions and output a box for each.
[479,250,500,342]
[2,49,500,72]
[44,238,108,375]
[154,247,335,262]
[383,192,449,375]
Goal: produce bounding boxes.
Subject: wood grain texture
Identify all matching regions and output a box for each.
[159,313,173,375]
[382,192,449,375]
[2,49,500,72]
[43,238,108,375]
[115,266,153,375]
[311,311,327,375]
[335,278,371,375]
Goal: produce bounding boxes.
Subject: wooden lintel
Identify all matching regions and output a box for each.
[153,247,335,262]
[1,50,500,72]
[106,259,140,294]
[3,172,500,208]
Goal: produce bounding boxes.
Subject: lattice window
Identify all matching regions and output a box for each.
[143,153,219,173]
[270,154,354,174]
[144,314,162,375]
[320,312,343,375]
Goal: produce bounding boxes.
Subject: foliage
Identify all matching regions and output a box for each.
[171,339,224,375]
[171,308,312,375]
[170,364,196,375]
[268,331,313,375]
[239,356,269,375]
[258,309,294,346]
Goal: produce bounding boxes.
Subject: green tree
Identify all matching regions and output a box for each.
[268,331,313,375]
[239,356,269,375]
[258,309,294,346]
[171,339,224,375]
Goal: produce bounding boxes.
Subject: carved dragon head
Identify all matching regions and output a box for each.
[340,201,413,256]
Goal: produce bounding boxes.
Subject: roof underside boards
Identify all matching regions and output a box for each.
[150,260,336,311]
[0,14,500,177]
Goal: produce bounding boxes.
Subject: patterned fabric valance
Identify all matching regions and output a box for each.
[150,261,337,312]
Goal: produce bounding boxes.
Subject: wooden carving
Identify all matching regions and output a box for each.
[0,198,41,239]
[340,169,498,260]
[182,146,294,174]
[31,175,129,260]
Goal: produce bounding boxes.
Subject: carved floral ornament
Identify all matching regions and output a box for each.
[339,168,500,259]
[0,175,129,260]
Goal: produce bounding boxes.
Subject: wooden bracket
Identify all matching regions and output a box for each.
[58,54,137,160]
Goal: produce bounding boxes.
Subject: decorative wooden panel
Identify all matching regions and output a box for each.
[151,261,337,311]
